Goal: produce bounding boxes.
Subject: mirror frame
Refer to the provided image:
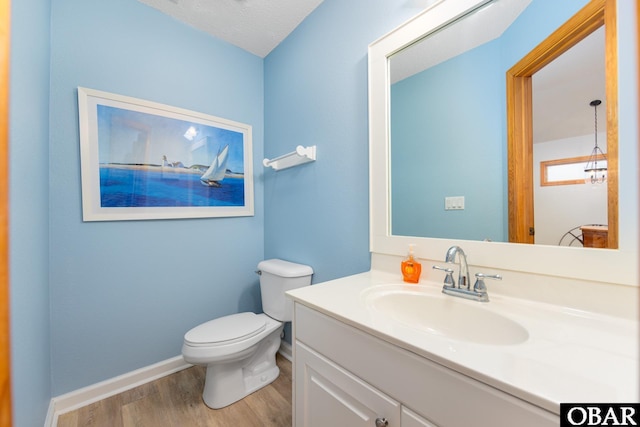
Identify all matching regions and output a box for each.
[507,0,618,248]
[368,0,637,286]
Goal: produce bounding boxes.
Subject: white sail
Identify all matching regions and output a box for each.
[200,145,229,185]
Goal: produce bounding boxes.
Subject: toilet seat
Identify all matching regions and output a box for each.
[184,312,266,347]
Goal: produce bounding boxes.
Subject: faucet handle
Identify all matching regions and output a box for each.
[433,265,455,287]
[473,273,502,293]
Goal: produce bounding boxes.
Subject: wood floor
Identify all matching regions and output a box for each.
[57,354,292,427]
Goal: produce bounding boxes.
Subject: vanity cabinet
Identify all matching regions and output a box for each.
[292,303,558,427]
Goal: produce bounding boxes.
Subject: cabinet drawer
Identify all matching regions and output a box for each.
[295,341,400,427]
[294,303,558,427]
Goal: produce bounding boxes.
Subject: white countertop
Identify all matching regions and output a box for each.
[287,269,639,414]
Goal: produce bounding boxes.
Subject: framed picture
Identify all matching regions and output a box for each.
[77,87,254,221]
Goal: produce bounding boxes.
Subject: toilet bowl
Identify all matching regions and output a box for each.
[182,259,313,409]
[182,312,284,408]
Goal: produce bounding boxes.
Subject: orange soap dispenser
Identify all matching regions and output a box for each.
[401,244,422,283]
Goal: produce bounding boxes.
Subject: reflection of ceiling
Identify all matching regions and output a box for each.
[533,27,606,143]
[390,0,532,84]
[136,0,324,58]
[391,0,605,147]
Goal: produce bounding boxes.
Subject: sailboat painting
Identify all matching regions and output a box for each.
[78,87,254,221]
[200,145,229,187]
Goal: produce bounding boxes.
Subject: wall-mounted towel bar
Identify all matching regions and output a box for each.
[263,145,316,171]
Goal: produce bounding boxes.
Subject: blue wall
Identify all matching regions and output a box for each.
[391,40,504,241]
[9,0,52,425]
[500,0,592,67]
[263,0,419,282]
[46,0,264,396]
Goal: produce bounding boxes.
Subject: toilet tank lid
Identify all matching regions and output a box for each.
[258,259,313,277]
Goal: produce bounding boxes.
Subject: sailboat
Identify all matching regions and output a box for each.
[200,145,229,187]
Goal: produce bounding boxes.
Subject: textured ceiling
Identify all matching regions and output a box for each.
[137,0,325,58]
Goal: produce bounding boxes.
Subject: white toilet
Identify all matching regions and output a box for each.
[182,259,313,409]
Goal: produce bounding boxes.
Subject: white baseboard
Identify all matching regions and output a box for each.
[47,355,191,427]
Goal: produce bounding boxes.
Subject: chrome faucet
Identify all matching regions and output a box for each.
[433,245,502,302]
[445,245,471,290]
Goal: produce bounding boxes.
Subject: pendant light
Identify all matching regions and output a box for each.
[584,99,607,184]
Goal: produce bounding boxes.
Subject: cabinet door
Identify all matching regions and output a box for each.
[295,341,400,427]
[402,407,438,427]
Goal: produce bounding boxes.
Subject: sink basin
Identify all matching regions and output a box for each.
[362,285,529,345]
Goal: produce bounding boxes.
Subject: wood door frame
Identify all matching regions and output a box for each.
[1,0,11,425]
[507,0,618,248]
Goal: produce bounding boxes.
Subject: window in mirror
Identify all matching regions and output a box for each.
[540,155,607,186]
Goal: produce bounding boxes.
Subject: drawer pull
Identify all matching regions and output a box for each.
[375,418,389,427]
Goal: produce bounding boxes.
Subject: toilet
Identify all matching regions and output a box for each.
[182,259,313,409]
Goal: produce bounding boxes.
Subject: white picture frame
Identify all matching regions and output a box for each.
[77,87,254,221]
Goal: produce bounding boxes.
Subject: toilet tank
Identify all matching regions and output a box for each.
[258,259,313,322]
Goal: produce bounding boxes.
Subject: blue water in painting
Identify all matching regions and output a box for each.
[99,166,245,207]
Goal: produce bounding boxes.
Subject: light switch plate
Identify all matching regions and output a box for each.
[445,196,465,210]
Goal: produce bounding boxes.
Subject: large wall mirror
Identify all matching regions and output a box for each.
[369,0,638,285]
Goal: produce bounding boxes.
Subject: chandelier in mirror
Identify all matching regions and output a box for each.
[584,99,607,184]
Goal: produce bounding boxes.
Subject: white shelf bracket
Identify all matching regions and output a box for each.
[263,145,317,171]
